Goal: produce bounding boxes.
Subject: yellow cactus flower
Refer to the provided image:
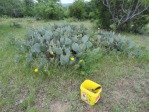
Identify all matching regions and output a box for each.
[70,57,75,61]
[79,59,84,63]
[34,68,38,73]
[50,51,54,55]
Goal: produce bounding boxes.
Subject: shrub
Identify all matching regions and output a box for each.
[120,9,149,34]
[10,22,22,28]
[24,0,35,17]
[64,18,74,22]
[34,2,64,20]
[69,0,86,19]
[0,0,24,18]
[92,0,149,33]
[1,15,9,19]
[91,0,112,29]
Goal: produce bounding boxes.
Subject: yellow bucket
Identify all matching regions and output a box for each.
[80,80,102,106]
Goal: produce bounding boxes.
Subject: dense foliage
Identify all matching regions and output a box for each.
[91,0,112,29]
[24,0,35,16]
[0,0,24,17]
[120,8,149,34]
[0,0,62,19]
[34,2,64,20]
[0,0,148,33]
[37,0,59,2]
[92,0,149,33]
[69,0,86,19]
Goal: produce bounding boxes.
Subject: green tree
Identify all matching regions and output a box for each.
[37,0,59,2]
[0,0,24,17]
[69,0,86,19]
[91,0,149,32]
[24,0,34,16]
[121,8,149,33]
[35,2,64,19]
[100,0,149,30]
[89,0,112,29]
[84,1,99,19]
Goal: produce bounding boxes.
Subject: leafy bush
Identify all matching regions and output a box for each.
[1,15,9,19]
[63,8,70,18]
[69,0,86,19]
[64,18,74,22]
[24,0,35,17]
[90,0,112,29]
[34,2,64,20]
[120,9,149,34]
[91,0,149,33]
[10,22,22,28]
[0,0,24,17]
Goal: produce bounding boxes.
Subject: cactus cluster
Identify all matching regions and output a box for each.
[19,22,95,69]
[96,31,143,57]
[16,23,145,72]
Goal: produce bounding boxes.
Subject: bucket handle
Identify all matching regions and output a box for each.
[94,86,101,91]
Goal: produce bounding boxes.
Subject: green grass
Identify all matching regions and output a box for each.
[0,18,149,112]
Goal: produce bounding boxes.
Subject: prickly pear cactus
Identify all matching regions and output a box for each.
[96,30,143,57]
[16,22,143,73]
[17,22,97,70]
